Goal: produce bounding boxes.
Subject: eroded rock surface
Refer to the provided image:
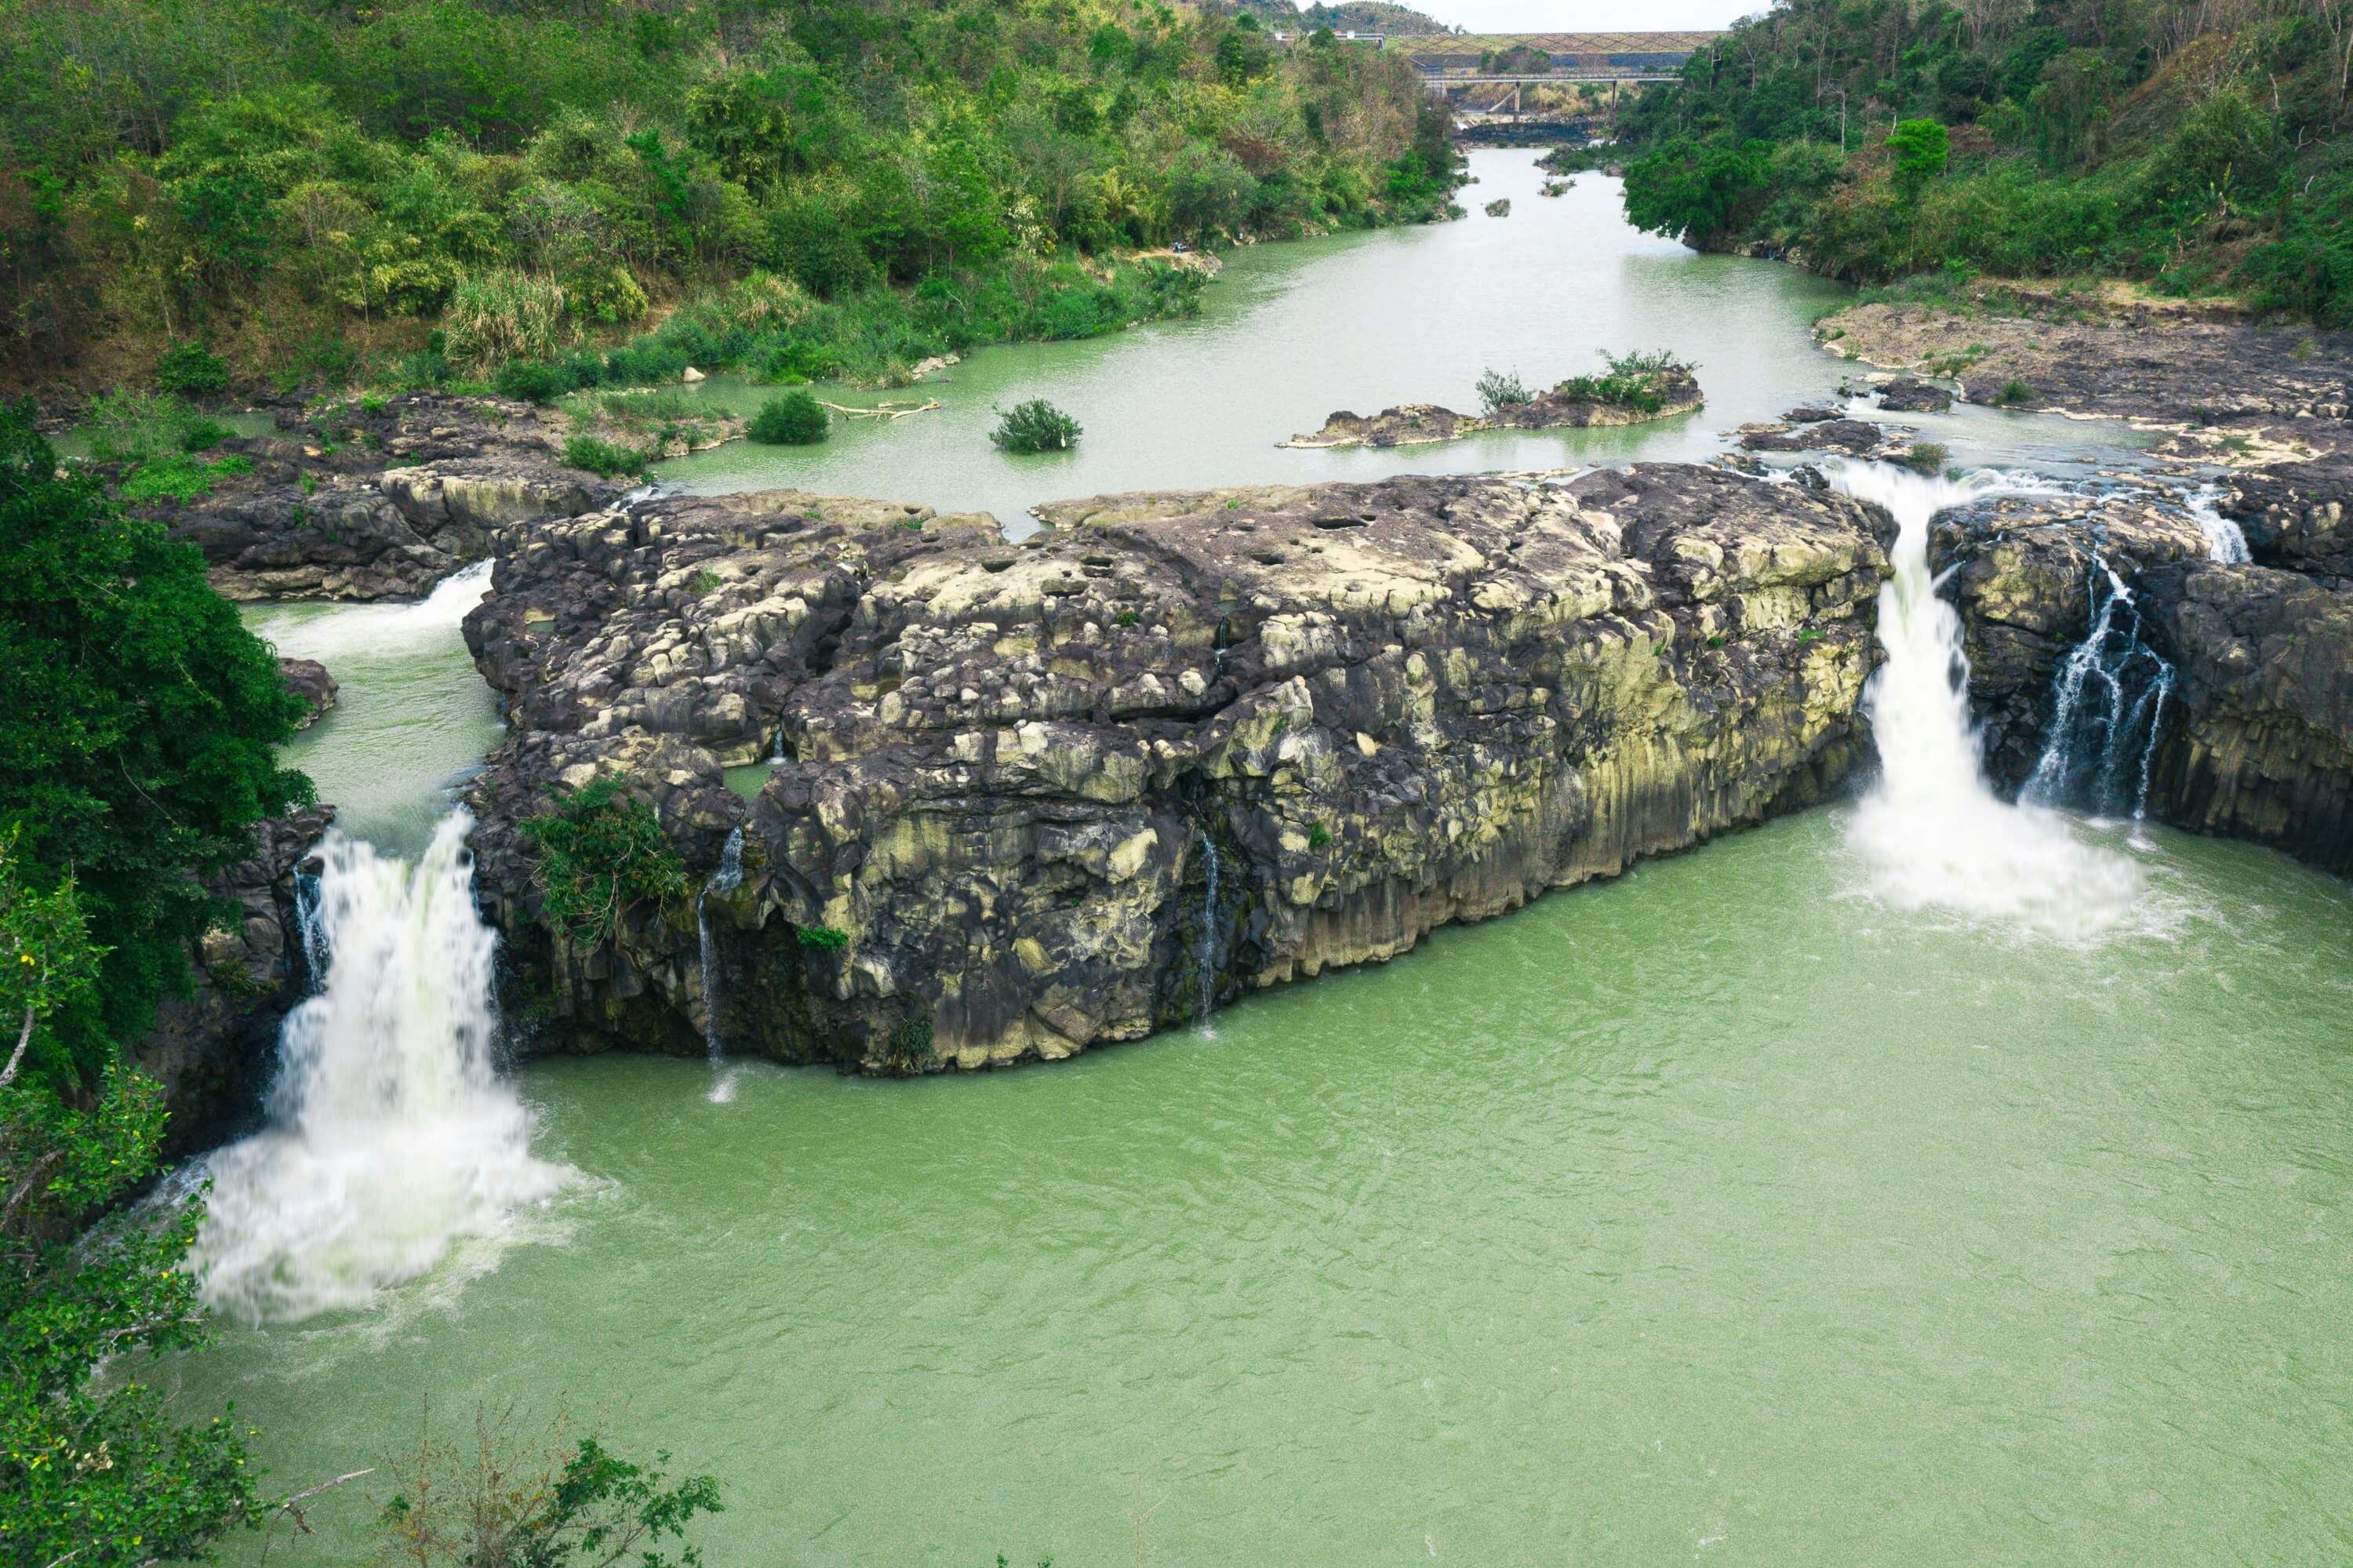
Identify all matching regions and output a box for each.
[1818,299,2353,424]
[464,467,1890,1072]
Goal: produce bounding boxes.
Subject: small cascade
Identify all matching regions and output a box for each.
[1830,463,2144,938]
[2019,555,2177,820]
[1194,831,1223,1028]
[770,726,787,765]
[2184,483,2251,565]
[696,825,747,1067]
[191,812,572,1323]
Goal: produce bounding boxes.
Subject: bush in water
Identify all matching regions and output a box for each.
[518,776,693,947]
[990,398,1082,453]
[1475,367,1532,413]
[747,390,829,446]
[0,836,266,1566]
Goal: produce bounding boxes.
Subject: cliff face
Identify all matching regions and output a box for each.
[2143,563,2353,875]
[134,807,336,1155]
[464,466,1892,1071]
[1931,490,2353,876]
[1928,493,2216,791]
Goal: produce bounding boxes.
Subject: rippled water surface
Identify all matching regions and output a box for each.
[175,812,2353,1566]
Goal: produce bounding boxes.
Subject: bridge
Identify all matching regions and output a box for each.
[1380,31,1720,88]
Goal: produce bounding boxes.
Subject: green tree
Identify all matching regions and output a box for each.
[1886,118,1950,203]
[0,401,311,1084]
[1623,137,1771,242]
[1,834,266,1567]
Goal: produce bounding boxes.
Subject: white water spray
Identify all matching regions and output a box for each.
[190,812,572,1322]
[1833,464,2144,939]
[2184,484,2251,565]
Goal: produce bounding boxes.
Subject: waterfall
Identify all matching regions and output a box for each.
[2019,557,2177,820]
[2184,483,2251,565]
[697,825,746,1068]
[190,812,572,1323]
[1831,464,2144,939]
[1195,831,1222,1029]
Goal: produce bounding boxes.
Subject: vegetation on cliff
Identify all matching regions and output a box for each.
[1,0,1457,396]
[1616,0,2353,324]
[1,839,267,1567]
[0,401,312,1085]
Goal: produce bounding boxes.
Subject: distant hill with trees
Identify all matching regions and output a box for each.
[1613,0,2353,326]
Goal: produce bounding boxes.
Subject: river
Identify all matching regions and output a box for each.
[188,151,2353,1566]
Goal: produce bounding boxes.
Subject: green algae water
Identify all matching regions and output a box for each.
[171,812,2353,1565]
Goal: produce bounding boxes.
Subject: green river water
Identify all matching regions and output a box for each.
[195,152,2353,1565]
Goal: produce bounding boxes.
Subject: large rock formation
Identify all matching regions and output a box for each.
[1931,486,2353,875]
[463,466,1892,1071]
[2141,562,2353,874]
[147,394,628,601]
[1929,489,2215,790]
[135,806,335,1155]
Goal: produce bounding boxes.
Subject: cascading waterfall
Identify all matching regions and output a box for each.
[189,812,572,1323]
[1831,464,2144,938]
[2019,556,2177,821]
[697,825,746,1077]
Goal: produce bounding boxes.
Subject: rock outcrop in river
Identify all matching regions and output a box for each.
[462,467,1891,1070]
[1283,366,1702,450]
[151,394,628,600]
[1933,488,2352,875]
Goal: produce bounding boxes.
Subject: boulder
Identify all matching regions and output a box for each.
[278,657,338,729]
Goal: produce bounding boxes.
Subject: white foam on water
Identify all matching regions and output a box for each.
[258,558,493,663]
[1831,464,2148,941]
[189,811,574,1323]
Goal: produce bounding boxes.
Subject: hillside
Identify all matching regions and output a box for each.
[1613,0,2353,326]
[0,0,1454,398]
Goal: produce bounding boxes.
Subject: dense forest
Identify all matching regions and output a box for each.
[1617,0,2353,324]
[0,0,1455,398]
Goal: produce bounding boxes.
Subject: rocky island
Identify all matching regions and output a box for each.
[458,464,1886,1071]
[1283,355,1703,450]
